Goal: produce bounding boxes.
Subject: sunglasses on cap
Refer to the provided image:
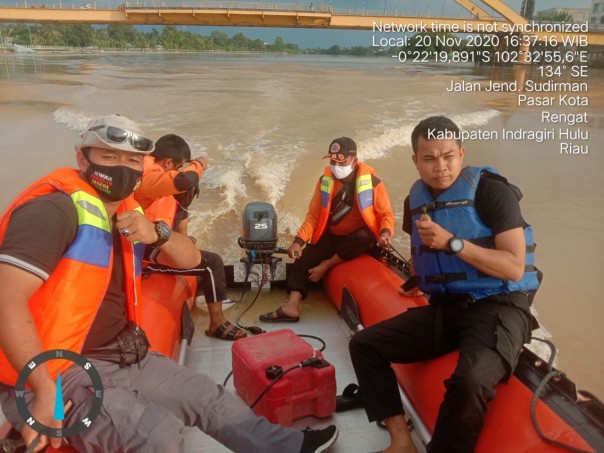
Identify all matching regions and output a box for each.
[90,125,154,152]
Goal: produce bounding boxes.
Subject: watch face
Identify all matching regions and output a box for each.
[157,221,171,239]
[450,238,464,253]
[153,221,172,246]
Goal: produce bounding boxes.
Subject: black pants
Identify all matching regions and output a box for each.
[287,227,376,299]
[147,250,227,303]
[349,297,531,453]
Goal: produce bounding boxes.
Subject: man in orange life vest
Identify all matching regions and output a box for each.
[135,134,246,341]
[260,137,395,322]
[0,114,338,452]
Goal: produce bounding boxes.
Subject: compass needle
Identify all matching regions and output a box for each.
[16,350,104,440]
[54,371,65,421]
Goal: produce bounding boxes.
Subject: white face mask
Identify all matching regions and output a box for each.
[330,163,354,180]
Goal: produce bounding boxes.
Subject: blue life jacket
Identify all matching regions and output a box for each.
[409,166,540,300]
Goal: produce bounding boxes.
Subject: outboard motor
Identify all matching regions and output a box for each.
[238,202,278,253]
[237,202,286,287]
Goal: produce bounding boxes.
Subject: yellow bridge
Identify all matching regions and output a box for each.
[1,0,603,45]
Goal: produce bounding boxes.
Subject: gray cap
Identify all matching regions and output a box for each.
[76,114,154,154]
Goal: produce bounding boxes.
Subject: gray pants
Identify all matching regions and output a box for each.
[1,352,303,453]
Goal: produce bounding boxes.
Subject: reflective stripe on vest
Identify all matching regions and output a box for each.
[0,168,143,385]
[64,190,112,268]
[356,174,373,211]
[310,163,380,244]
[320,176,334,208]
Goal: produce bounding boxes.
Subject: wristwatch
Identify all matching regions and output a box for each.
[448,237,464,254]
[151,221,172,247]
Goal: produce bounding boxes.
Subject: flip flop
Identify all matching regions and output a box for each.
[205,321,247,341]
[336,383,365,412]
[259,307,300,323]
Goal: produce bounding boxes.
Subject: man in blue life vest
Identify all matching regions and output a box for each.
[0,114,338,452]
[260,137,395,323]
[349,116,540,453]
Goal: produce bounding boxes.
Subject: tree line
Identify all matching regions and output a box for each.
[0,24,302,53]
[1,23,576,60]
[0,24,485,57]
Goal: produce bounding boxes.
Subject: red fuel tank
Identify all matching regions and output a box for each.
[232,329,336,426]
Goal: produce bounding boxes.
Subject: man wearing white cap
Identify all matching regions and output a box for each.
[0,114,338,452]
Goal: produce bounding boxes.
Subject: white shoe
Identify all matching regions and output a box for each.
[196,297,237,312]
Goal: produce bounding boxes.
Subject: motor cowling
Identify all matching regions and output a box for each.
[238,202,278,253]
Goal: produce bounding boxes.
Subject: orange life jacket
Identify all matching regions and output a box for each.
[0,168,144,386]
[136,155,202,213]
[143,193,178,227]
[311,162,380,244]
[139,155,185,228]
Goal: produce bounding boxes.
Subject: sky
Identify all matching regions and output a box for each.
[0,0,593,48]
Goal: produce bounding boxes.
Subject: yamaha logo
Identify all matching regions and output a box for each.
[444,200,469,208]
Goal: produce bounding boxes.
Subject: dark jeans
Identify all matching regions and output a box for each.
[349,297,531,453]
[287,227,376,299]
[147,250,227,303]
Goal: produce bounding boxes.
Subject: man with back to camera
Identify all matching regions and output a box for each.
[135,133,246,341]
[0,114,338,452]
[349,116,540,452]
[260,137,395,322]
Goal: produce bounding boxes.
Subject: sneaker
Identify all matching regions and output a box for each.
[196,297,237,312]
[300,425,339,453]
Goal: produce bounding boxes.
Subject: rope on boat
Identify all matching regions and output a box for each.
[529,337,593,453]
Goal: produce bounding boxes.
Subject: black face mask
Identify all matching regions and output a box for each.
[83,155,143,202]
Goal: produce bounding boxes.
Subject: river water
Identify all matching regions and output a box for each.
[1,52,603,399]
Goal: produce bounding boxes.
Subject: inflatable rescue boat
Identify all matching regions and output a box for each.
[3,200,604,452]
[323,249,604,453]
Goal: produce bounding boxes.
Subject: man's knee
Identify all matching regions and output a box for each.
[201,250,224,270]
[71,386,184,453]
[349,329,375,363]
[444,371,497,413]
[143,412,185,453]
[337,229,375,261]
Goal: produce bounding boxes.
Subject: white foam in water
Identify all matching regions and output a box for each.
[359,123,416,161]
[245,138,300,206]
[359,109,501,161]
[53,108,93,132]
[54,108,166,135]
[201,129,303,212]
[450,109,501,128]
[193,166,248,235]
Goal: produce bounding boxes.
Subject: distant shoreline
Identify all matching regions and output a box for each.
[2,48,286,55]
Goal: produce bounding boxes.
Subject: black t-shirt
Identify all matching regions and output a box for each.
[402,174,526,236]
[0,192,127,350]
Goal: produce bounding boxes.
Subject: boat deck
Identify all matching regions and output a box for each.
[182,286,394,453]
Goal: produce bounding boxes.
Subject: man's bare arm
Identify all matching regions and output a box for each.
[0,263,60,450]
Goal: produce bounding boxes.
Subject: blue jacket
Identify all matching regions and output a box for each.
[409,166,539,300]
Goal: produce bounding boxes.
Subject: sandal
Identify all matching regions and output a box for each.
[259,307,300,323]
[336,383,365,412]
[205,321,247,341]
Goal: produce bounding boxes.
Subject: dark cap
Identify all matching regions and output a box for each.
[323,137,357,163]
